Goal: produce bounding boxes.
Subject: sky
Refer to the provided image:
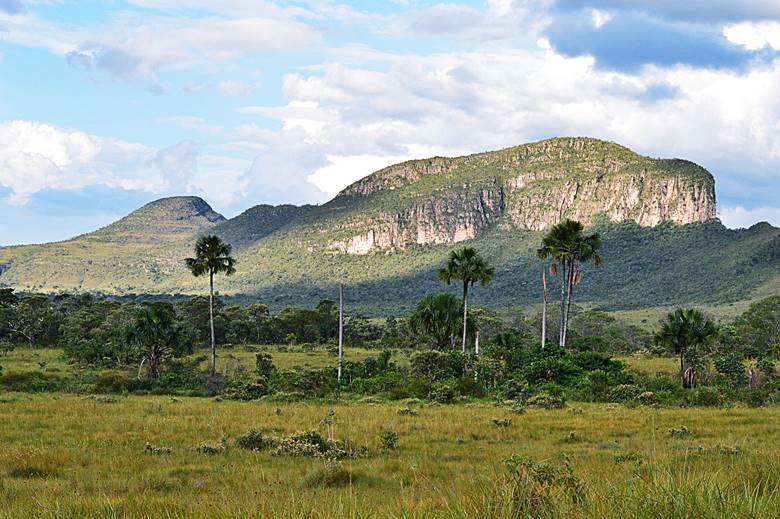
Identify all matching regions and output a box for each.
[1,0,780,245]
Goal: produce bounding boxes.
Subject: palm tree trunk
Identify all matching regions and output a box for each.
[209,270,216,377]
[680,349,685,388]
[559,261,567,346]
[563,260,575,349]
[462,282,469,353]
[541,269,547,349]
[338,283,343,382]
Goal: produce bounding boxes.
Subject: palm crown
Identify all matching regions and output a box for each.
[185,235,236,278]
[439,247,495,288]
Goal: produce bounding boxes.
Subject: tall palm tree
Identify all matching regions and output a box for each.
[654,308,718,387]
[185,235,236,376]
[439,247,494,353]
[538,220,602,349]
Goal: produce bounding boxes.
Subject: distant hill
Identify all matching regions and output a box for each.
[1,137,777,315]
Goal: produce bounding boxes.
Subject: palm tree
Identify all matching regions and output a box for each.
[127,303,181,378]
[185,235,236,376]
[409,293,462,349]
[654,308,718,388]
[439,247,494,353]
[537,220,602,349]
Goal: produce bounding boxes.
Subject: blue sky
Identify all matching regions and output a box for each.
[2,0,780,245]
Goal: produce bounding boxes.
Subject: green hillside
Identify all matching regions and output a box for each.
[0,137,777,314]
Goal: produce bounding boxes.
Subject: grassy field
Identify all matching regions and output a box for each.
[1,395,780,518]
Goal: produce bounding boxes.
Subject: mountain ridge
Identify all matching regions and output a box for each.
[0,137,775,314]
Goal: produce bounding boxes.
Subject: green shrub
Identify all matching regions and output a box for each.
[607,384,642,403]
[378,430,399,450]
[235,430,278,451]
[301,460,355,488]
[526,391,566,409]
[685,387,723,407]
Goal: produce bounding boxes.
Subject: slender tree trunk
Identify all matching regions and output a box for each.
[541,269,548,349]
[338,283,343,382]
[680,349,685,388]
[462,282,469,353]
[209,270,216,377]
[559,261,567,346]
[474,330,480,381]
[562,260,575,349]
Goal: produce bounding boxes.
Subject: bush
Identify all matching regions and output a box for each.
[235,430,278,451]
[607,384,642,403]
[526,391,566,409]
[431,380,457,404]
[378,430,398,450]
[685,387,723,407]
[301,460,355,488]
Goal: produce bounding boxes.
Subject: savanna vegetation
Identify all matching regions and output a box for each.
[1,223,780,517]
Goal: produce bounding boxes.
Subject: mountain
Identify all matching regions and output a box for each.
[0,137,777,315]
[87,196,226,244]
[210,204,314,250]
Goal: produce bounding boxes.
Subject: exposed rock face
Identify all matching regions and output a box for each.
[330,138,716,254]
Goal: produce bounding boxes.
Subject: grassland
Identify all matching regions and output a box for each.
[1,394,780,518]
[0,347,778,518]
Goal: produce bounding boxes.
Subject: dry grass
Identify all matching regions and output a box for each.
[0,394,779,517]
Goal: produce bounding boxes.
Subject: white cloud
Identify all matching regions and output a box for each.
[724,22,780,51]
[1,10,321,79]
[719,206,780,228]
[158,115,224,134]
[228,46,780,216]
[0,120,247,205]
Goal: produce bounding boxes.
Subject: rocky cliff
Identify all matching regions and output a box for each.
[329,138,715,254]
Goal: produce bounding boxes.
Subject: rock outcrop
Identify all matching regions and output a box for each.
[329,138,716,254]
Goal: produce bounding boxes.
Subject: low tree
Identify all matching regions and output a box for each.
[654,308,718,387]
[185,235,236,377]
[439,247,494,353]
[409,293,462,349]
[737,295,780,358]
[127,302,185,378]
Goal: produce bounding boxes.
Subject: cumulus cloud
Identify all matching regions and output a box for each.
[719,206,780,228]
[0,121,246,205]
[5,10,321,80]
[232,44,780,211]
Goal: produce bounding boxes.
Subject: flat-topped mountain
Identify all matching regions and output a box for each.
[326,137,715,253]
[0,137,775,314]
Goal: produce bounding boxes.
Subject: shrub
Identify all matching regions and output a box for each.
[222,380,268,401]
[144,443,173,455]
[668,426,693,438]
[501,455,586,514]
[378,430,399,450]
[607,384,642,403]
[235,430,278,451]
[685,387,723,407]
[714,354,745,386]
[195,438,228,455]
[430,380,457,404]
[526,392,566,409]
[637,391,657,405]
[301,459,354,488]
